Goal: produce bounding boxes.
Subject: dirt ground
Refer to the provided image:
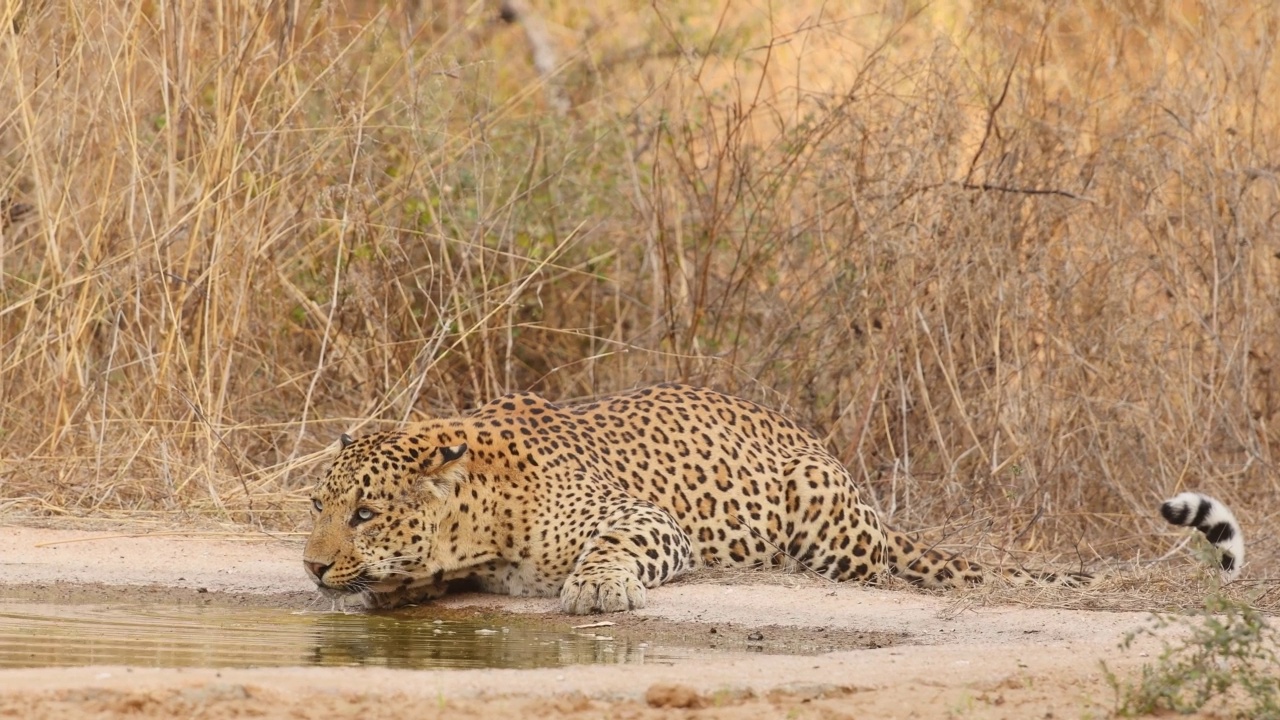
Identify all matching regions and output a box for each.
[0,522,1246,719]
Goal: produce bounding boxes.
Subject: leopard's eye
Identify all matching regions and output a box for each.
[311,498,323,512]
[350,507,376,526]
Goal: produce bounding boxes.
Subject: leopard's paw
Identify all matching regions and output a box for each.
[559,568,646,614]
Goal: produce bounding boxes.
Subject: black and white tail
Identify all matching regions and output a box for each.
[1160,492,1244,581]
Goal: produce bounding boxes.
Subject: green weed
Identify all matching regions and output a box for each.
[1107,586,1279,718]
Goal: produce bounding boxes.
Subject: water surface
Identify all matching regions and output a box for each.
[0,600,686,670]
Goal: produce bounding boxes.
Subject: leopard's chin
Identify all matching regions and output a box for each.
[360,581,451,610]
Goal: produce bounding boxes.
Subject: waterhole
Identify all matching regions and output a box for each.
[0,600,689,670]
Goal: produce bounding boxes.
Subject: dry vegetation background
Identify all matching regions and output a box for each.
[0,0,1277,578]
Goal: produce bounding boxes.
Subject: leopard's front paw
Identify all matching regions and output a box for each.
[559,568,646,614]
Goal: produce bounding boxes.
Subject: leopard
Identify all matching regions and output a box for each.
[303,384,1235,614]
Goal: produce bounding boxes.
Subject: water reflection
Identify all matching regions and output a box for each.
[0,601,686,670]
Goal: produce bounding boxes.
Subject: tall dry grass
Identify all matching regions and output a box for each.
[0,0,1276,575]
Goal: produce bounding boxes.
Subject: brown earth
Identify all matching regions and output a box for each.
[0,523,1247,719]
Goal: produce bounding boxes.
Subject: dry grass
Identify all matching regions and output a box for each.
[0,0,1277,584]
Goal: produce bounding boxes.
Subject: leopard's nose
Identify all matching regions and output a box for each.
[304,560,331,582]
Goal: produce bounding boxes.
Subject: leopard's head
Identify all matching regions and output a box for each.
[303,429,469,601]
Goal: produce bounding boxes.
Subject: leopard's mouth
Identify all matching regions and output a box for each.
[313,569,403,596]
[312,583,355,599]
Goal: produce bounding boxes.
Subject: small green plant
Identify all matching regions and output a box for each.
[1105,587,1279,718]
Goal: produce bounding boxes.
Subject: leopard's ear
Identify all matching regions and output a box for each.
[339,433,355,449]
[438,443,468,464]
[417,443,469,500]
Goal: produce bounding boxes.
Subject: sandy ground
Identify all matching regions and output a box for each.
[0,523,1237,719]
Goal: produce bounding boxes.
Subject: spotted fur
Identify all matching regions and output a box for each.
[1160,492,1244,581]
[303,384,1089,614]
